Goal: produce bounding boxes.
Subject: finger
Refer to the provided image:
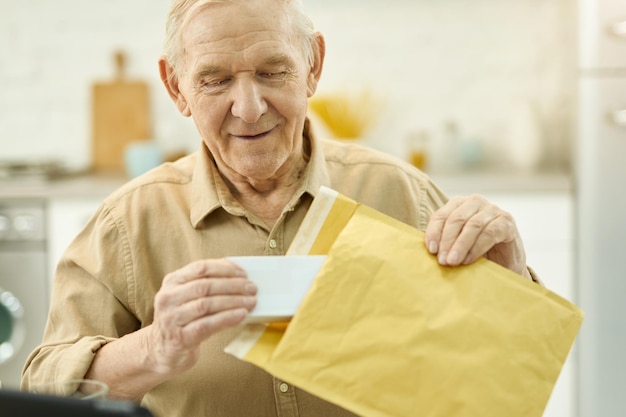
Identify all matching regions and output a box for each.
[430,197,483,263]
[155,276,257,312]
[162,258,246,287]
[442,214,496,266]
[170,293,257,328]
[441,205,505,265]
[155,306,250,356]
[152,286,256,351]
[183,308,249,344]
[424,197,466,254]
[463,213,519,266]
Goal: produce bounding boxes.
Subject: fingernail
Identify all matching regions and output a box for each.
[448,251,460,265]
[438,252,447,265]
[428,241,438,254]
[245,296,257,309]
[232,309,246,321]
[245,282,257,294]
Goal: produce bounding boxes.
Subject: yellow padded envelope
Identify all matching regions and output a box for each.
[225,187,584,417]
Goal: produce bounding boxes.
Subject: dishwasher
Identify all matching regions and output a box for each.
[0,200,49,389]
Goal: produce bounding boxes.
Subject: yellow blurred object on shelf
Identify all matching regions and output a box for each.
[410,150,427,171]
[407,130,429,171]
[308,90,382,140]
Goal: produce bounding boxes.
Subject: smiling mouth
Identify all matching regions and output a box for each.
[232,129,273,140]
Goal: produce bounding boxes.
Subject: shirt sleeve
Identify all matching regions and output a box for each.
[21,204,140,393]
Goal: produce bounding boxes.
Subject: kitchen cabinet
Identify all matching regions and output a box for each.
[0,174,125,293]
[579,0,626,69]
[485,192,575,417]
[483,192,574,299]
[47,197,104,288]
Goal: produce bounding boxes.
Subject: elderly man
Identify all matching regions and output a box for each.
[21,1,536,416]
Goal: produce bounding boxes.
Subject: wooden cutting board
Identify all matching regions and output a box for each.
[91,51,151,172]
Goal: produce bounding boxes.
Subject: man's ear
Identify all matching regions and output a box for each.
[306,33,326,97]
[158,56,191,117]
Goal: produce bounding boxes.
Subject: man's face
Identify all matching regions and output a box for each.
[173,0,317,182]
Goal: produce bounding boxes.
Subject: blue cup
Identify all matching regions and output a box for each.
[124,141,163,178]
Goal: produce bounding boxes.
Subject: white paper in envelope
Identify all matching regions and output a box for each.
[228,255,327,323]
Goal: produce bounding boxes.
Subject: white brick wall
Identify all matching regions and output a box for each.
[307,0,577,171]
[0,0,576,173]
[0,0,194,170]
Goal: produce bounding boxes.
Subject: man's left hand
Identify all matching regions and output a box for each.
[424,194,532,280]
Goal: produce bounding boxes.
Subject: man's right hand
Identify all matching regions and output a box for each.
[84,258,257,400]
[147,258,258,375]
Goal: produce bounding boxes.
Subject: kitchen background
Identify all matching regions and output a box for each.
[2,1,624,417]
[0,0,576,174]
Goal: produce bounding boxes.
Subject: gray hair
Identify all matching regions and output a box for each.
[163,0,317,75]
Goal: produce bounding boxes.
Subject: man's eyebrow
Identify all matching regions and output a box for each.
[195,65,223,78]
[193,55,296,79]
[263,54,296,68]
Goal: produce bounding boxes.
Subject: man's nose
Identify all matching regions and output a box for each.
[230,80,268,123]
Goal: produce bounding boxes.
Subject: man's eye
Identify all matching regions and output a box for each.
[207,78,230,87]
[261,72,288,79]
[197,77,231,91]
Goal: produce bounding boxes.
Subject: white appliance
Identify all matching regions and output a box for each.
[576,0,626,416]
[0,200,49,389]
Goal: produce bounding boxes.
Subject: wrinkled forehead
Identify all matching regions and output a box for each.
[182,1,295,48]
[179,1,303,69]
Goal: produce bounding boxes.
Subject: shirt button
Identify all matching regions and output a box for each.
[279,382,289,393]
[269,239,277,249]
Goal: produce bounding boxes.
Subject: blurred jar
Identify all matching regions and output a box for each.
[407,130,429,171]
[124,141,163,178]
[428,121,464,175]
[459,137,483,170]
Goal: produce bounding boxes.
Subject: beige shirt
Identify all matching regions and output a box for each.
[22,128,448,417]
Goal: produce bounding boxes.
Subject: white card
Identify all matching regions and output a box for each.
[227,255,328,323]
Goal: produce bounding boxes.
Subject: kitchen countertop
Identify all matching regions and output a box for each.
[430,170,573,195]
[0,169,573,201]
[0,172,128,200]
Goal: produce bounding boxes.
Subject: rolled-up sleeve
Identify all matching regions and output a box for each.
[21,204,140,393]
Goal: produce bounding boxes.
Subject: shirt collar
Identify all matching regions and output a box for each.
[300,118,331,197]
[189,119,331,228]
